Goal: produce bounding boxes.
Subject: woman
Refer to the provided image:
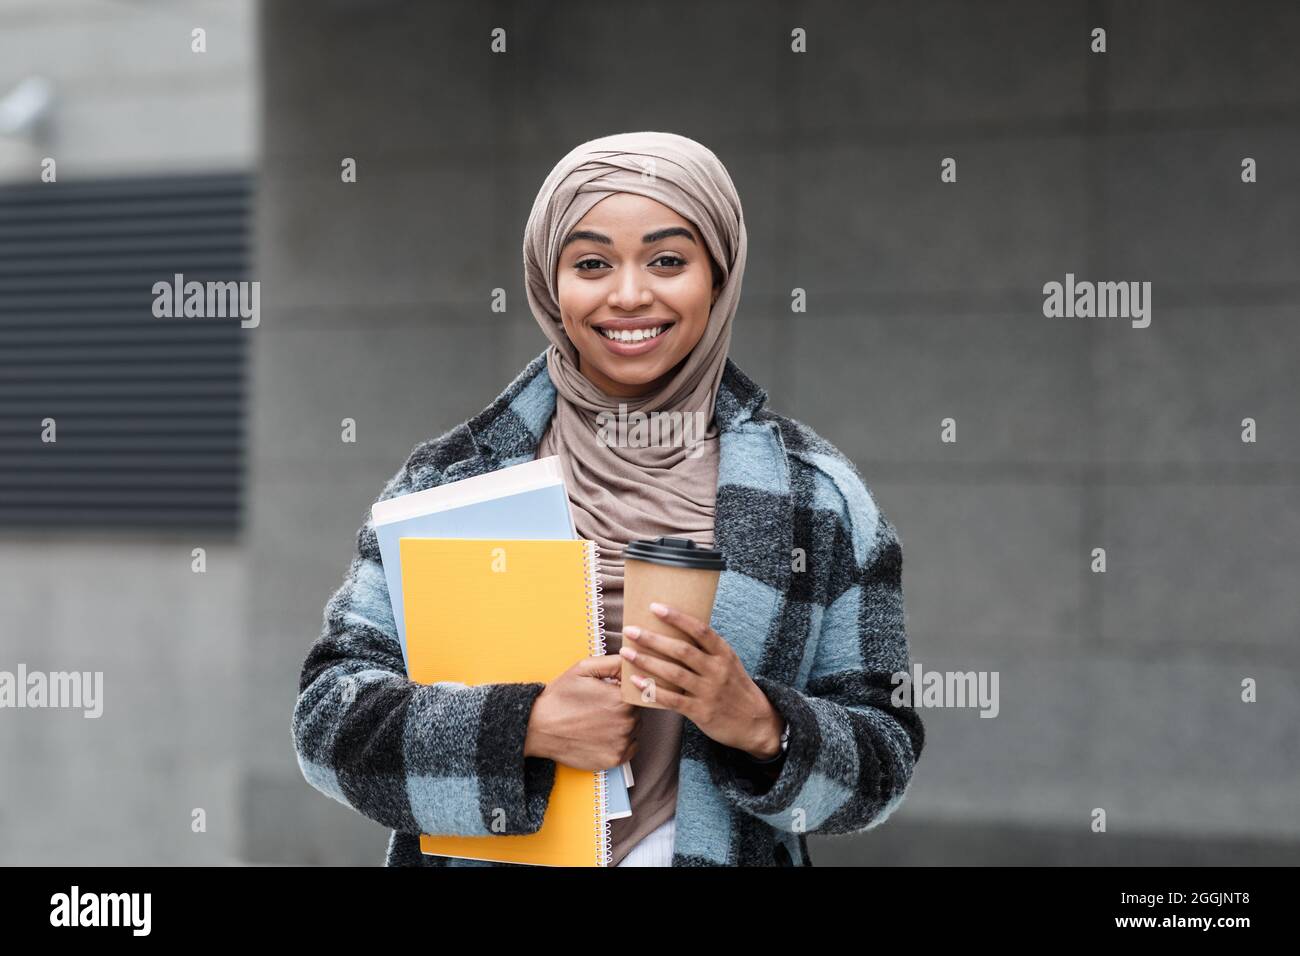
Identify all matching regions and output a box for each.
[292,131,925,867]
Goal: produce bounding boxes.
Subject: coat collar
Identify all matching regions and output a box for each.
[462,349,772,465]
[452,351,794,636]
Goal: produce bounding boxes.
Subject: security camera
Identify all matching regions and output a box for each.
[0,77,55,136]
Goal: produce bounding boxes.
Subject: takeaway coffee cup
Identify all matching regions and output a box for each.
[620,536,727,708]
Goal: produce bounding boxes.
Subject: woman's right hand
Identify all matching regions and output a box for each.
[524,655,639,769]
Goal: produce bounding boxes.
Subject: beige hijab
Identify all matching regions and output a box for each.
[522,131,748,629]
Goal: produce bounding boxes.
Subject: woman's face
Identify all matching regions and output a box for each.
[555,192,720,398]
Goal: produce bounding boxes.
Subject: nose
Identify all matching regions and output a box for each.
[607,268,653,311]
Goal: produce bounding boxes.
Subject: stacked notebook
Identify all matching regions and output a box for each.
[371,456,630,867]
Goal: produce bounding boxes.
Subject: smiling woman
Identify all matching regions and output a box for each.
[292,131,924,870]
[528,147,745,866]
[554,200,724,397]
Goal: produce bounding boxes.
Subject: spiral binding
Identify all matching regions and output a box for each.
[582,539,612,867]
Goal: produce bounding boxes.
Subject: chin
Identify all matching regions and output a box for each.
[594,359,668,386]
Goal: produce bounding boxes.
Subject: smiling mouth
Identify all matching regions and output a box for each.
[595,324,671,344]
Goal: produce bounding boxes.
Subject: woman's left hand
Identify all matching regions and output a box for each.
[620,602,784,760]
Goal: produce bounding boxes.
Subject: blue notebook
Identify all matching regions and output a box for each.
[374,485,575,663]
[371,456,633,817]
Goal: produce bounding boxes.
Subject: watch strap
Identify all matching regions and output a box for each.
[747,719,789,765]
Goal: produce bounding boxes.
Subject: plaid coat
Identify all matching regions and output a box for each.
[291,350,925,866]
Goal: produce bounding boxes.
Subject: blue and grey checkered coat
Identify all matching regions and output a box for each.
[291,350,925,866]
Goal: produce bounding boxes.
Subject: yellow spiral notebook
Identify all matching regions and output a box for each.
[399,537,611,867]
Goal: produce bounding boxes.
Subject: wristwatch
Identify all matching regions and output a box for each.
[749,719,789,765]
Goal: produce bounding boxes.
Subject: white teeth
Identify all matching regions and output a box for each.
[599,325,666,343]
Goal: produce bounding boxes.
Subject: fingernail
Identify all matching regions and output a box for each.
[619,646,636,661]
[624,625,640,639]
[650,602,668,616]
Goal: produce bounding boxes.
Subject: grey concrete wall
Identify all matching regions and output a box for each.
[0,0,255,180]
[247,0,1300,865]
[0,0,255,863]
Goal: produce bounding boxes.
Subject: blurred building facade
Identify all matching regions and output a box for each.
[0,0,255,865]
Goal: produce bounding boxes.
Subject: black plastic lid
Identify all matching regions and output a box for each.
[624,536,726,571]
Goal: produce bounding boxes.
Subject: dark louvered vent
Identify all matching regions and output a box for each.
[0,172,251,531]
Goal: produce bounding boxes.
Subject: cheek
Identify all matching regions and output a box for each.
[666,284,713,339]
[557,280,601,327]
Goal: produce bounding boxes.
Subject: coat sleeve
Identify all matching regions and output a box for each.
[704,498,925,836]
[290,449,558,837]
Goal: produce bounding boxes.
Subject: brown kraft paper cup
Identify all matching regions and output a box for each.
[620,536,726,708]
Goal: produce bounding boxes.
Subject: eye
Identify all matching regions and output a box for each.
[575,257,608,272]
[651,254,686,268]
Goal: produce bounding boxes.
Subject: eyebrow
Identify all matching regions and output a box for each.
[561,226,697,250]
